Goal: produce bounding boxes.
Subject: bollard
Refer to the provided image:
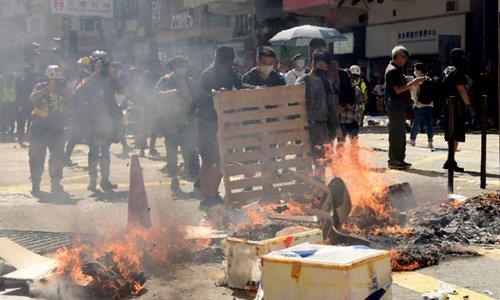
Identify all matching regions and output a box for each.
[480,95,488,189]
[447,96,455,194]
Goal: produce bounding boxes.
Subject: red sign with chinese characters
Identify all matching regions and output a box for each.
[51,0,113,18]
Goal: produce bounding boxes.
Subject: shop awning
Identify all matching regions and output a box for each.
[183,0,254,14]
[283,0,330,12]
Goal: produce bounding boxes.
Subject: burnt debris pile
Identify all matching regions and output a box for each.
[389,192,499,271]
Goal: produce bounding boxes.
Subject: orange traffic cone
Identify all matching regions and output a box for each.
[128,155,152,228]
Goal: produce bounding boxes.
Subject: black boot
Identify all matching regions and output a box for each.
[443,160,465,172]
[101,179,118,191]
[51,181,64,194]
[87,177,97,192]
[31,183,41,197]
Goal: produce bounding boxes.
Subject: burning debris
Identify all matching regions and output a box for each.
[376,192,499,271]
[46,225,198,299]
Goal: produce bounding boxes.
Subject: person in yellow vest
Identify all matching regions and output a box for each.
[0,74,16,140]
[349,65,368,126]
[29,65,73,196]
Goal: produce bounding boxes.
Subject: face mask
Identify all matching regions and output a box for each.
[296,59,305,69]
[259,65,274,76]
[314,68,328,78]
[175,68,188,78]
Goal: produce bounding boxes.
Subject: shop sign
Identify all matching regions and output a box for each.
[397,29,438,44]
[366,14,465,58]
[51,0,113,18]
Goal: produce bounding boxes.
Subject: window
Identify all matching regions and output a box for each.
[124,0,139,17]
[203,10,230,28]
[80,18,96,32]
[446,0,458,12]
[233,15,246,37]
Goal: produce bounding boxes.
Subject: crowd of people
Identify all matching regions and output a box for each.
[0,38,475,208]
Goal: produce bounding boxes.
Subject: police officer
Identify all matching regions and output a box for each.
[29,65,73,196]
[77,51,124,192]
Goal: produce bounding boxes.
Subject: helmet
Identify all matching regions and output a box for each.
[89,50,110,72]
[78,56,91,66]
[90,50,109,62]
[45,65,64,80]
[349,65,361,76]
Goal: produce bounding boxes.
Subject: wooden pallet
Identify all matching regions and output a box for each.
[213,85,313,208]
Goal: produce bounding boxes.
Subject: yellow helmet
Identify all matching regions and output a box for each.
[78,56,91,66]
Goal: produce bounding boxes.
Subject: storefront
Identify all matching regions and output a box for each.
[366,14,467,81]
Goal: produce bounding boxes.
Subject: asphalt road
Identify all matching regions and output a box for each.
[0,131,498,299]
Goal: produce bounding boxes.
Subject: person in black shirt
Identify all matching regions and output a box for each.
[155,56,200,194]
[442,48,474,172]
[242,46,285,87]
[77,50,124,192]
[384,46,425,169]
[195,45,242,209]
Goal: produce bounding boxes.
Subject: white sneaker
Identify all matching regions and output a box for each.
[407,139,416,146]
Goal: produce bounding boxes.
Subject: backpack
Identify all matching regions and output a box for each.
[334,69,356,106]
[417,75,438,104]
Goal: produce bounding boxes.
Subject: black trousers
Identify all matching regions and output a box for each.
[88,140,111,181]
[16,110,31,143]
[29,128,65,185]
[165,124,200,179]
[388,109,407,164]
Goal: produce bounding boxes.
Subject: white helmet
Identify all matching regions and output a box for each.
[45,65,64,80]
[349,65,361,76]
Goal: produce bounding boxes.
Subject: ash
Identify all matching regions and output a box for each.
[358,192,499,271]
[231,223,288,241]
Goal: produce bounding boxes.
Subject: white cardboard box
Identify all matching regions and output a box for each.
[262,244,392,300]
[224,229,323,289]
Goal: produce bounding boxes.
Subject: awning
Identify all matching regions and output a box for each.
[283,0,330,12]
[183,0,254,14]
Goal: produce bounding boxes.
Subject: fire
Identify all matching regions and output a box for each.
[323,139,389,216]
[237,202,268,230]
[48,224,190,298]
[265,199,307,216]
[322,139,410,234]
[389,249,421,271]
[372,226,414,236]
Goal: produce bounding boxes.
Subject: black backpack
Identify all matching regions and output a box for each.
[335,69,356,106]
[417,76,438,104]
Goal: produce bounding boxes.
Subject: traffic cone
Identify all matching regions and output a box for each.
[128,155,152,228]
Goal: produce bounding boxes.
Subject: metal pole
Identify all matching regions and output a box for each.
[480,95,488,189]
[447,96,455,194]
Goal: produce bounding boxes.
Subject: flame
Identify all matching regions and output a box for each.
[48,224,191,297]
[389,249,421,271]
[322,139,410,234]
[372,226,414,236]
[236,202,268,230]
[323,140,389,216]
[265,199,307,216]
